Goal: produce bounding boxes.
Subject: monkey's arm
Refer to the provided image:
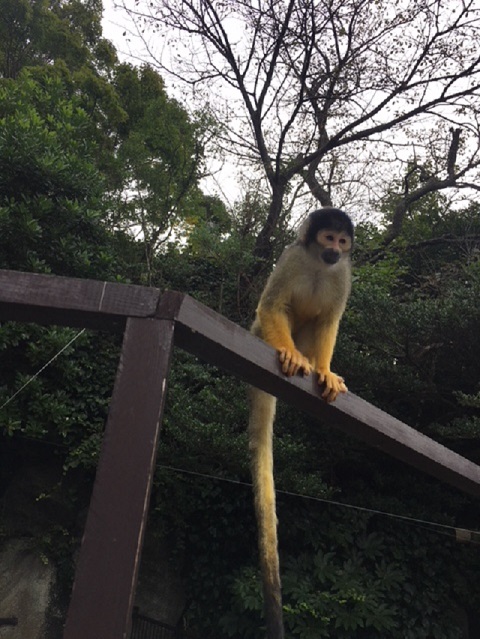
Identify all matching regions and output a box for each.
[313,316,347,403]
[257,305,312,377]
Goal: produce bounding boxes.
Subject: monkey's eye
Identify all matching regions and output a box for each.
[325,234,335,242]
[339,238,347,245]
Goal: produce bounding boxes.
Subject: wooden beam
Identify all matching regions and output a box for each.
[0,269,160,331]
[157,291,480,498]
[64,317,175,639]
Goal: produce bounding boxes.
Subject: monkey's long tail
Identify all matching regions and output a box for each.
[248,388,284,639]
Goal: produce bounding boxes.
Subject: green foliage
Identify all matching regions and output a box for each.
[0,63,131,521]
[214,506,474,639]
[0,71,118,277]
[158,220,257,324]
[157,352,250,486]
[341,214,480,429]
[0,323,120,468]
[0,0,108,78]
[146,354,255,634]
[106,63,214,284]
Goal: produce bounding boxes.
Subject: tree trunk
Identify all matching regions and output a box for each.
[253,183,285,266]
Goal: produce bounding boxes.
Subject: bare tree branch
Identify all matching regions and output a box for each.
[384,127,480,244]
[123,0,480,265]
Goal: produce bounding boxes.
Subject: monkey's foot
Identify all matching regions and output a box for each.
[316,369,347,403]
[278,348,312,377]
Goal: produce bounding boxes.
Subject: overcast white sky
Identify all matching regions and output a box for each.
[101,1,131,57]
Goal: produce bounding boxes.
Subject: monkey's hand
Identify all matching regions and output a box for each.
[316,369,347,403]
[278,347,312,377]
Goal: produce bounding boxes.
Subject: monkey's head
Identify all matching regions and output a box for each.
[299,207,354,265]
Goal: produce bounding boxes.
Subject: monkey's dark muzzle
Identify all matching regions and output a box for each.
[322,249,341,265]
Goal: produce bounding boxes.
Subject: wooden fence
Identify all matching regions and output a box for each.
[0,268,479,639]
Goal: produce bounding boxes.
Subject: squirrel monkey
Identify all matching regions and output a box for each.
[248,207,353,639]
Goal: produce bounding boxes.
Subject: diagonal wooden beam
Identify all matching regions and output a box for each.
[157,291,480,498]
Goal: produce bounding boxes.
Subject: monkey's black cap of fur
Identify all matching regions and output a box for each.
[302,207,354,246]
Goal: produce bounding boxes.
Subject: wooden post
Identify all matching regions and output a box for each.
[63,317,174,639]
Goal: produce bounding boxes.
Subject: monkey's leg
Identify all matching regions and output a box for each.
[313,318,347,403]
[257,308,312,377]
[248,388,285,639]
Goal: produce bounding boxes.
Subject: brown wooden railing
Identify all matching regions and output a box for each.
[1,269,479,639]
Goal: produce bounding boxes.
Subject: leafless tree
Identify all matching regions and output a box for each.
[122,0,480,262]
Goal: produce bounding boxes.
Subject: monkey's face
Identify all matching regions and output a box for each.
[315,229,352,265]
[300,208,354,263]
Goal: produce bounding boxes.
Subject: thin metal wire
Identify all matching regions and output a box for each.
[157,463,480,540]
[0,329,86,411]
